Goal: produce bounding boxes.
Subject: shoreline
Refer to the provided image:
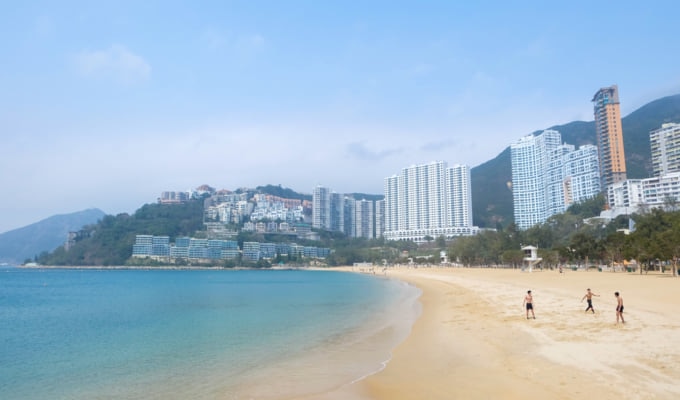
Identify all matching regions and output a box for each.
[15,264,313,270]
[344,267,680,400]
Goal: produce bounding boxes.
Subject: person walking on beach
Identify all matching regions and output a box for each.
[615,292,625,324]
[581,288,600,313]
[523,290,535,319]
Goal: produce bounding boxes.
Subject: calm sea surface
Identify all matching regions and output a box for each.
[0,268,420,399]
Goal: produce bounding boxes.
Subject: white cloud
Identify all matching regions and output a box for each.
[73,44,151,83]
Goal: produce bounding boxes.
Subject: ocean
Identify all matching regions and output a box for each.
[0,268,420,399]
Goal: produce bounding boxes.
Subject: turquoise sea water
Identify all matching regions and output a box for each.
[0,268,420,399]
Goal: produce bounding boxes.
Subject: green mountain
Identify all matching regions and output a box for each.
[0,208,106,264]
[256,184,312,201]
[38,201,205,266]
[471,94,680,228]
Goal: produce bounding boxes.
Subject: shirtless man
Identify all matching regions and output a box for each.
[523,290,535,319]
[581,288,600,313]
[615,292,625,323]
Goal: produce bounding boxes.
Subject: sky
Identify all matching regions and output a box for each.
[2,1,680,233]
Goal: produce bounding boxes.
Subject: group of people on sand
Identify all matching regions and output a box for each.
[522,288,625,323]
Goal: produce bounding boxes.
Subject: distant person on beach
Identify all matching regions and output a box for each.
[523,290,535,319]
[581,288,600,313]
[615,292,625,323]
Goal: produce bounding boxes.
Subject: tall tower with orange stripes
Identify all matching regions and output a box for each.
[592,85,627,190]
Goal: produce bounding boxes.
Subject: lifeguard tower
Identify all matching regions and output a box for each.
[522,245,542,272]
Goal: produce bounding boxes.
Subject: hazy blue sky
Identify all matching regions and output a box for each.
[2,1,680,233]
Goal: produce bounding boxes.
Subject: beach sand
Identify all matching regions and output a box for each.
[341,267,680,400]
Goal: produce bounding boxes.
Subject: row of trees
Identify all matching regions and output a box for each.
[447,207,680,276]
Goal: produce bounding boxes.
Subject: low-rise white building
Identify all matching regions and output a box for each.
[604,172,680,218]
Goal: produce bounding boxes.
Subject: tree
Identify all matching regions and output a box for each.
[501,249,524,268]
[538,249,559,269]
[569,232,598,267]
[601,231,627,270]
[653,211,680,276]
[657,229,680,276]
[566,193,606,219]
[626,209,668,273]
[662,194,679,212]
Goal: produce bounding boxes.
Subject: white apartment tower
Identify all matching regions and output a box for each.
[375,199,385,238]
[354,199,374,239]
[607,174,680,212]
[384,175,400,234]
[650,123,680,176]
[383,161,477,242]
[343,196,356,237]
[511,130,600,230]
[312,186,344,232]
[446,164,473,228]
[329,192,344,232]
[312,186,330,230]
[511,130,562,230]
[562,145,601,206]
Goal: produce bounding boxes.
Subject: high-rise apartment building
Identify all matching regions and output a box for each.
[329,192,344,232]
[383,161,477,242]
[511,130,600,230]
[511,130,561,229]
[312,186,343,232]
[446,164,473,228]
[384,175,399,234]
[593,85,627,190]
[314,189,383,238]
[375,199,385,238]
[354,199,374,239]
[650,123,680,177]
[343,196,356,237]
[312,186,329,230]
[561,144,601,207]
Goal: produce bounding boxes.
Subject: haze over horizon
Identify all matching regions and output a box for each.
[2,1,680,234]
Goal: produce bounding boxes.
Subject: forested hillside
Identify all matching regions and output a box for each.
[37,200,205,266]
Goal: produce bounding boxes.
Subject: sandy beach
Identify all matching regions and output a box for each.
[343,267,680,400]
